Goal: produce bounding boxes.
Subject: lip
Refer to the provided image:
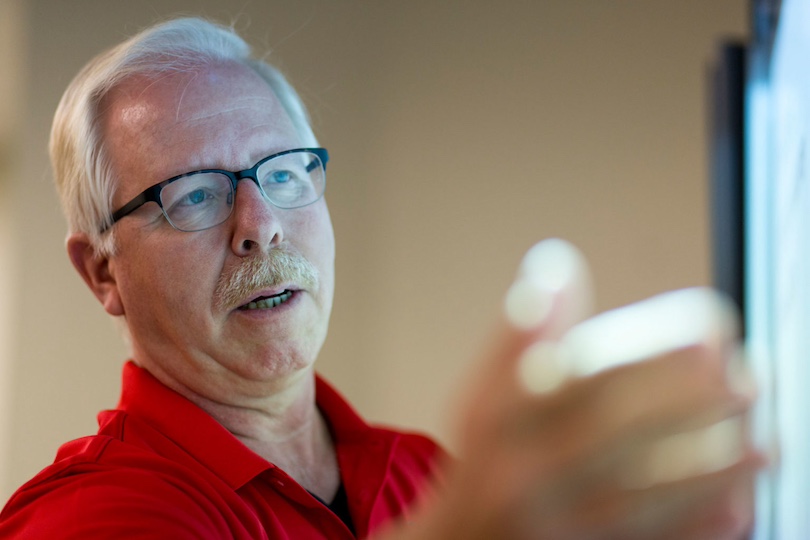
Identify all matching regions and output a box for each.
[232,289,303,318]
[234,287,301,311]
[241,286,294,305]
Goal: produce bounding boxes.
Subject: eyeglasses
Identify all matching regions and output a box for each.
[104,147,329,233]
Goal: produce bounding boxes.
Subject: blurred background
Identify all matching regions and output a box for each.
[0,0,747,502]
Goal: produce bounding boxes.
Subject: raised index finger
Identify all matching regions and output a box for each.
[468,238,594,406]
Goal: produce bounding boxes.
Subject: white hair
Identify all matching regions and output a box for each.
[50,17,318,256]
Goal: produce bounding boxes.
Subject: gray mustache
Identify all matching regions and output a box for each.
[214,247,319,311]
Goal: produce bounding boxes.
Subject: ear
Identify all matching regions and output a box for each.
[67,233,125,316]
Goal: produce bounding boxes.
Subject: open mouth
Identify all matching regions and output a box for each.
[238,290,294,311]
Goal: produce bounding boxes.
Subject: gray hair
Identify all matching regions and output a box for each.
[50,17,318,256]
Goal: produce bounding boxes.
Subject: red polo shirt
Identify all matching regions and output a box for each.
[0,362,445,539]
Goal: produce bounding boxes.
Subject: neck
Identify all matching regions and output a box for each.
[226,376,340,501]
[139,360,340,501]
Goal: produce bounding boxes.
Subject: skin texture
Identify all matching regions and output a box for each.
[67,61,339,499]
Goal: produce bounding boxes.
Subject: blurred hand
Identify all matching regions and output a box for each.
[387,239,763,540]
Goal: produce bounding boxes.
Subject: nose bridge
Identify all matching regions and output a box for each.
[234,167,266,199]
[230,169,282,254]
[233,172,271,214]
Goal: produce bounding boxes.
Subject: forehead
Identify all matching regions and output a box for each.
[101,61,302,201]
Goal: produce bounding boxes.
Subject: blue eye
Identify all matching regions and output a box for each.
[184,189,208,205]
[270,170,291,183]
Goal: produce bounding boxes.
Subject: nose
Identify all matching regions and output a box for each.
[229,178,283,256]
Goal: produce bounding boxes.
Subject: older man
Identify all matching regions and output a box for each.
[1,17,762,539]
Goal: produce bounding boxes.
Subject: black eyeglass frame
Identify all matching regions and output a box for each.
[102,147,329,233]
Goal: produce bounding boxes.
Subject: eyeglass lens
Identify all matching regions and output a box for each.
[160,150,325,232]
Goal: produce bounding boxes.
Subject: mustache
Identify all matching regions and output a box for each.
[214,246,319,311]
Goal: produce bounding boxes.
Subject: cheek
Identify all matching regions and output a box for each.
[308,202,334,255]
[287,204,335,313]
[116,232,224,319]
[304,207,335,283]
[160,240,225,301]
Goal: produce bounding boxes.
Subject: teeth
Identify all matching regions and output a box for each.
[243,291,292,310]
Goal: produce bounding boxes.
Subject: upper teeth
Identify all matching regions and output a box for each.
[244,291,292,310]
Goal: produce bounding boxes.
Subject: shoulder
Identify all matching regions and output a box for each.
[393,430,448,467]
[381,427,450,487]
[0,433,236,539]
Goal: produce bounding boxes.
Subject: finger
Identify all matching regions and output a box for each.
[537,445,763,540]
[665,467,757,540]
[513,287,750,456]
[504,238,593,340]
[503,289,757,521]
[560,287,740,380]
[532,337,753,501]
[515,286,741,400]
[582,342,754,447]
[623,450,764,539]
[619,413,752,490]
[499,239,593,395]
[456,239,593,454]
[559,289,754,486]
[510,383,754,488]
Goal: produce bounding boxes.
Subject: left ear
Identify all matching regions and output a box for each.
[66,232,125,317]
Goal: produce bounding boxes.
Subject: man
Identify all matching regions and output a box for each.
[0,17,762,539]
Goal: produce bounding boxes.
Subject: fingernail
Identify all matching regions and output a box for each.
[519,238,585,290]
[505,278,554,330]
[505,239,585,330]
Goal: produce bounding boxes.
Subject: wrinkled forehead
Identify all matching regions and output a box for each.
[99,61,296,155]
[99,61,302,202]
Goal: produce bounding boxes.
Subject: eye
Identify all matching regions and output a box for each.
[179,188,210,206]
[269,170,292,184]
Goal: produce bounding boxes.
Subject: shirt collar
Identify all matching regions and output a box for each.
[113,361,382,490]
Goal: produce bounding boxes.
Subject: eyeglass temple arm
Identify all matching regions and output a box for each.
[106,184,163,229]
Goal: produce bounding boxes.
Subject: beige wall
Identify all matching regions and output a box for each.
[1,0,747,501]
[0,0,25,499]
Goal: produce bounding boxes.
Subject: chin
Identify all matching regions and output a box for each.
[243,343,320,381]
